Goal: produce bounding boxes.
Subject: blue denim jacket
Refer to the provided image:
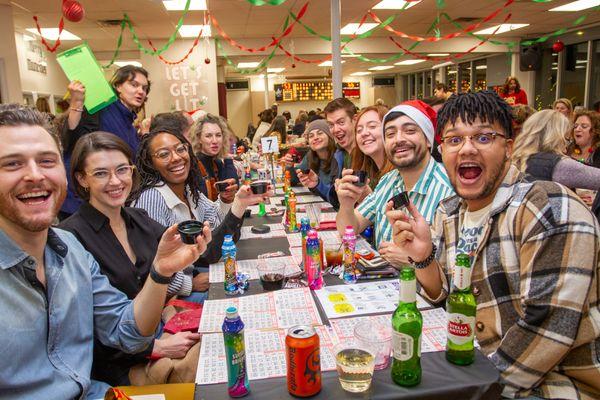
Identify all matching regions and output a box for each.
[0,228,154,399]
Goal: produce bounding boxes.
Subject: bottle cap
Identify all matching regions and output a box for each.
[225,306,238,319]
[344,226,355,236]
[224,234,233,242]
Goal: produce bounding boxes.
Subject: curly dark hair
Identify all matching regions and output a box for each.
[130,128,204,208]
[437,90,514,139]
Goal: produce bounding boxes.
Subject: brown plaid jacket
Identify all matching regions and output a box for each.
[425,165,600,399]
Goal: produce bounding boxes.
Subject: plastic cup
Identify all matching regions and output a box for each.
[324,244,343,269]
[256,262,285,291]
[334,342,376,393]
[305,203,322,228]
[354,321,392,370]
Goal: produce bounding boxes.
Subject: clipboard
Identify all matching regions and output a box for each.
[56,43,117,115]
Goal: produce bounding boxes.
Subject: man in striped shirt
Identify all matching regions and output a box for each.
[336,100,454,265]
[388,91,600,399]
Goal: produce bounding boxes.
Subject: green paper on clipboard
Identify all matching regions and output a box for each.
[56,43,116,115]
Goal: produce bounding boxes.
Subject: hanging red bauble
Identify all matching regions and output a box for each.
[204,58,211,64]
[62,0,85,23]
[552,40,565,53]
[291,63,296,68]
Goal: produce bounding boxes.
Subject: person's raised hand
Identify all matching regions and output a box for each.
[218,178,238,204]
[280,153,295,167]
[336,169,365,208]
[67,80,85,108]
[378,241,410,268]
[153,331,201,359]
[385,200,432,263]
[296,169,318,189]
[153,223,211,277]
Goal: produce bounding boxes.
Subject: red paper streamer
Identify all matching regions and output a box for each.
[388,13,512,61]
[211,1,308,53]
[148,27,203,65]
[368,0,514,43]
[32,15,65,53]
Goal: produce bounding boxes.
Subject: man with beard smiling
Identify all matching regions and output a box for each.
[0,105,212,399]
[387,91,600,399]
[336,100,454,265]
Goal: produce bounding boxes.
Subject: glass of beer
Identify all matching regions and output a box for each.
[354,321,392,370]
[334,342,376,393]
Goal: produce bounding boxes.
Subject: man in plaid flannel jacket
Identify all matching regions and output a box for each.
[387,91,600,399]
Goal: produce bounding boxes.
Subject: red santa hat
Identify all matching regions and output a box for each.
[382,100,437,151]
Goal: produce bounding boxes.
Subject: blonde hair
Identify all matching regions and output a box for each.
[512,109,570,172]
[553,98,573,116]
[190,113,230,158]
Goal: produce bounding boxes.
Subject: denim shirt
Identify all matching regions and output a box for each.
[0,228,154,399]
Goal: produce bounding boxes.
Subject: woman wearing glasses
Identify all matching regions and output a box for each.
[131,128,270,296]
[59,132,205,386]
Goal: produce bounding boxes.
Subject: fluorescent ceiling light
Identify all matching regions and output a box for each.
[474,24,529,35]
[26,28,80,41]
[163,0,207,10]
[114,61,142,68]
[318,60,346,67]
[395,59,426,66]
[576,60,587,63]
[448,70,458,74]
[575,65,586,69]
[427,53,450,56]
[373,0,421,10]
[341,23,378,35]
[475,65,487,70]
[178,25,211,38]
[237,62,260,68]
[267,68,285,73]
[267,74,278,78]
[549,0,600,12]
[432,61,453,69]
[350,71,371,76]
[368,65,394,71]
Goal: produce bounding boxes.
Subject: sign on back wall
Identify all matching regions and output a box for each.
[141,40,218,115]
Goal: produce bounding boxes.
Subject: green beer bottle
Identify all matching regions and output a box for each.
[446,253,476,365]
[391,268,422,387]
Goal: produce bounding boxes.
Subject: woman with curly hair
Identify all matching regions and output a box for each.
[131,128,272,302]
[499,76,528,106]
[567,110,600,168]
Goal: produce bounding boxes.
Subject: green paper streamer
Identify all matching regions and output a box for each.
[216,37,277,74]
[246,0,288,5]
[289,12,395,42]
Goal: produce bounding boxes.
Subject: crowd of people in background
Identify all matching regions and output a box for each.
[4,64,600,400]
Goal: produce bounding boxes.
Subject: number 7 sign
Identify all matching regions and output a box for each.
[261,136,279,154]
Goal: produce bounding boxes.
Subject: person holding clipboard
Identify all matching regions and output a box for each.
[59,65,151,219]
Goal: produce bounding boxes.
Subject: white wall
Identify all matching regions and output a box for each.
[14,33,70,100]
[0,5,23,103]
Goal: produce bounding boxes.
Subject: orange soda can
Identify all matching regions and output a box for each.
[286,325,321,397]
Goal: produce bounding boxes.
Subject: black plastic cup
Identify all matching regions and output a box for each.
[300,168,311,175]
[390,192,410,210]
[250,181,269,194]
[353,170,367,187]
[215,181,229,192]
[177,220,204,244]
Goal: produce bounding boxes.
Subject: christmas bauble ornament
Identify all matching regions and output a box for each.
[62,0,85,23]
[292,63,296,68]
[204,58,211,64]
[552,40,564,53]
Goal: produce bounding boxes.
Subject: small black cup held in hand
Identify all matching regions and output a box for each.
[390,191,410,210]
[352,170,367,187]
[250,181,269,194]
[215,181,229,192]
[177,220,204,244]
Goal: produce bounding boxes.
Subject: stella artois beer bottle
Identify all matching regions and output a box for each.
[446,253,476,365]
[391,268,422,386]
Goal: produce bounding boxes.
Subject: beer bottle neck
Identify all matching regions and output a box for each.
[452,263,472,292]
[399,277,417,304]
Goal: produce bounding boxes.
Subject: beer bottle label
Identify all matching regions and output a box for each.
[392,331,414,361]
[447,313,475,345]
[399,279,416,303]
[453,264,471,290]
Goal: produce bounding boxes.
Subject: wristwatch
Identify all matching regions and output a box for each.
[408,243,437,269]
[149,264,173,284]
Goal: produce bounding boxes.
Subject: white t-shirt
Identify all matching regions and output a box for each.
[457,204,492,257]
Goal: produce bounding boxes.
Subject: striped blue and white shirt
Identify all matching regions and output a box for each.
[357,157,454,249]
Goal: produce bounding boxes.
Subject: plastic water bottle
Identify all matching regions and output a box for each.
[342,226,357,284]
[306,230,323,290]
[223,306,250,397]
[223,235,238,295]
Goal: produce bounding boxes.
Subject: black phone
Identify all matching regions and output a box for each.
[389,192,410,210]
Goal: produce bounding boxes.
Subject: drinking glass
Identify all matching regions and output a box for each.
[334,342,376,393]
[305,203,322,228]
[256,262,285,291]
[354,321,392,370]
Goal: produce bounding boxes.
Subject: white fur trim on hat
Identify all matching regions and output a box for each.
[382,104,434,149]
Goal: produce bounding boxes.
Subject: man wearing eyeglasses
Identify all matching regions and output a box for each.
[336,100,454,267]
[387,91,600,399]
